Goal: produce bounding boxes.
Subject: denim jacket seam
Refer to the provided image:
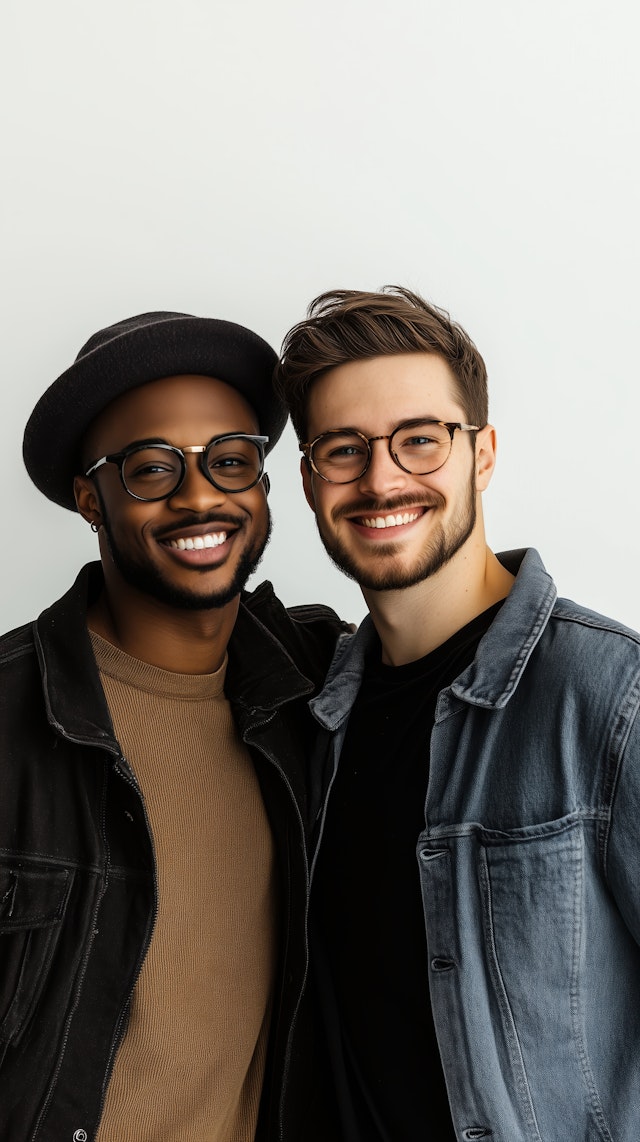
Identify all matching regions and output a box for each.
[601,672,640,875]
[478,847,544,1139]
[425,809,609,843]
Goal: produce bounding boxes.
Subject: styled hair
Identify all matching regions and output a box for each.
[275,286,488,441]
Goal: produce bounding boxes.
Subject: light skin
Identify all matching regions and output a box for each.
[74,374,270,674]
[301,353,514,666]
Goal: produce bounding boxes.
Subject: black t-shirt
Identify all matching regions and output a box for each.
[312,602,502,1142]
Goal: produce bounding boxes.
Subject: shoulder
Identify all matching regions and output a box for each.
[0,620,37,668]
[241,579,351,631]
[532,597,640,715]
[549,595,640,651]
[239,580,353,670]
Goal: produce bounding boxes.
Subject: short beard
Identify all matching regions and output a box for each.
[100,509,272,611]
[317,475,476,593]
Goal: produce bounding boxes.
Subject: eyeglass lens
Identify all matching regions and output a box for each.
[311,421,454,483]
[122,438,263,499]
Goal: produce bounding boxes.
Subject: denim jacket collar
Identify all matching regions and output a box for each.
[310,548,557,730]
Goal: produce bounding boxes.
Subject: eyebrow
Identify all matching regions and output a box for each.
[315,416,447,436]
[114,437,171,451]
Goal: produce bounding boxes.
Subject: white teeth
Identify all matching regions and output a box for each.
[361,511,420,529]
[167,532,227,550]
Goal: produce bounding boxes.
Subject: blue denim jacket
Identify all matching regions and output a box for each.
[307,548,640,1142]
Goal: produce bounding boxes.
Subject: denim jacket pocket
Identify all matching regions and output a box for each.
[0,863,71,1049]
[477,812,615,1142]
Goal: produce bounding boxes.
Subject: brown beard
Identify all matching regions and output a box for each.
[316,472,476,592]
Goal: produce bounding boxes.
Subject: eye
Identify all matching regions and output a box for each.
[121,447,182,488]
[404,434,438,446]
[394,423,450,451]
[131,460,176,476]
[327,443,366,459]
[208,453,251,470]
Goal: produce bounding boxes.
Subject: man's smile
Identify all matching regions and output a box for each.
[164,531,228,550]
[355,510,423,530]
[153,517,244,567]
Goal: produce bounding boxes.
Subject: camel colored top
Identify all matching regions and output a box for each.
[92,632,277,1142]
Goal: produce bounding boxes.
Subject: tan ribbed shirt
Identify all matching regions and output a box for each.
[91,633,276,1142]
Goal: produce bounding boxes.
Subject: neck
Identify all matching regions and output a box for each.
[363,541,514,666]
[87,573,239,674]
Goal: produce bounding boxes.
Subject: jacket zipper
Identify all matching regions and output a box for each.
[242,708,311,1142]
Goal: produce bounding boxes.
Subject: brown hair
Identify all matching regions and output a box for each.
[275,286,488,441]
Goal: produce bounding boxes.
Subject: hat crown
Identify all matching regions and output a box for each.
[24,310,286,511]
[76,311,194,362]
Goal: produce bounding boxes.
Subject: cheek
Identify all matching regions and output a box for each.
[301,461,316,512]
[101,501,157,541]
[247,490,270,531]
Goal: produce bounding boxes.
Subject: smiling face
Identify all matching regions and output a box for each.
[74,374,271,612]
[302,353,495,594]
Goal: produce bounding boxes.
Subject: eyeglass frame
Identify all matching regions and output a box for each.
[301,419,481,484]
[84,434,270,501]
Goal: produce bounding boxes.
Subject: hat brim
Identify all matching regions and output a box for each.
[23,314,285,511]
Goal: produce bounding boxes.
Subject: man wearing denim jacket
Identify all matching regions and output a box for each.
[275,288,640,1141]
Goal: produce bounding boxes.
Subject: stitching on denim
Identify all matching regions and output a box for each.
[569,828,615,1141]
[553,610,640,645]
[426,810,607,845]
[479,849,543,1141]
[601,670,640,874]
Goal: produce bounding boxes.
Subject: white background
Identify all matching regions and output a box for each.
[2,0,639,633]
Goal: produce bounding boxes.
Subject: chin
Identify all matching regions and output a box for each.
[102,527,270,613]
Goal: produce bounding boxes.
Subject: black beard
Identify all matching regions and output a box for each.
[317,473,476,592]
[100,510,272,611]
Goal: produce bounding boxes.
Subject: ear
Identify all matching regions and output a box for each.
[474,424,498,492]
[262,472,271,496]
[300,456,316,513]
[74,475,103,527]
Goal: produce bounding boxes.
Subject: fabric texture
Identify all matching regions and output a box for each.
[92,634,276,1142]
[312,602,501,1141]
[0,563,346,1142]
[297,548,640,1142]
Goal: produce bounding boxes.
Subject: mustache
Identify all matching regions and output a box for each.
[331,492,444,524]
[152,511,247,540]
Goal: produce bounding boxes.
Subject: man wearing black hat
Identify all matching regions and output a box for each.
[1,312,347,1142]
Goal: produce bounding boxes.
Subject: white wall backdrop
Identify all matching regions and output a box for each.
[2,0,638,633]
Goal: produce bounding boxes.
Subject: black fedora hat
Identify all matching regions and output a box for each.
[23,310,285,511]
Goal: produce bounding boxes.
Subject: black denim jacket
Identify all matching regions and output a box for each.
[0,562,346,1142]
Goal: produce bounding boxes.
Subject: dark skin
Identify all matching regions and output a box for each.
[74,374,271,674]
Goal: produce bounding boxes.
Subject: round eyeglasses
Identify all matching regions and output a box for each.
[84,434,270,501]
[302,419,480,484]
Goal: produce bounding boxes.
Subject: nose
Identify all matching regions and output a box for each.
[168,455,227,512]
[356,437,410,499]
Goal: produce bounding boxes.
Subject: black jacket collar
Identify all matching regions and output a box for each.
[35,562,327,746]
